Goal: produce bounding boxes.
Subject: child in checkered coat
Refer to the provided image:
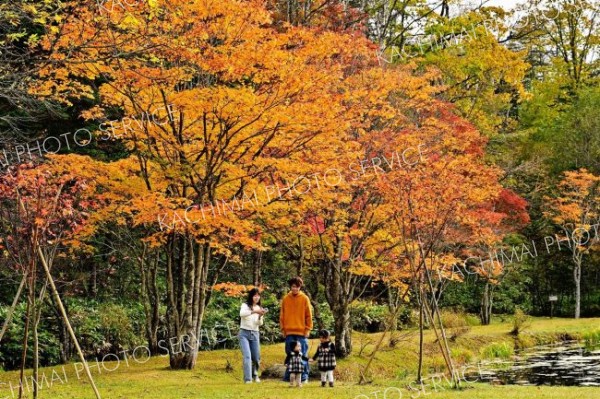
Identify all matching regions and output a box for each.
[284,341,309,387]
[310,329,336,387]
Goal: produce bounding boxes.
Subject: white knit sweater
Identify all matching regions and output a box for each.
[239,303,264,331]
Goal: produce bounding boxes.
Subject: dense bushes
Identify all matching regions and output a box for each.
[1,292,405,371]
[313,302,335,334]
[0,291,492,371]
[349,301,414,333]
[0,303,61,370]
[0,300,147,370]
[67,299,145,357]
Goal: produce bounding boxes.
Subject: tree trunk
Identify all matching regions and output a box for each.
[574,260,582,319]
[193,243,212,364]
[33,308,39,399]
[322,236,355,358]
[168,236,194,369]
[297,235,304,277]
[480,282,493,325]
[32,279,48,399]
[53,301,72,363]
[417,287,424,382]
[90,261,97,299]
[304,274,324,332]
[148,253,160,354]
[386,285,401,332]
[166,237,213,370]
[140,248,160,355]
[253,249,262,287]
[333,304,352,358]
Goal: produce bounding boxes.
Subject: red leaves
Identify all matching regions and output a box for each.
[494,188,530,227]
[307,215,326,235]
[0,160,100,272]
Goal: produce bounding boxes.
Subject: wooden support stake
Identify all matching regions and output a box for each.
[37,245,102,399]
[0,275,26,344]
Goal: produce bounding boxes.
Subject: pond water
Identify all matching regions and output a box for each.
[474,341,600,387]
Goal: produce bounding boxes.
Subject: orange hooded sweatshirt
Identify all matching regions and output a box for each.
[279,291,313,337]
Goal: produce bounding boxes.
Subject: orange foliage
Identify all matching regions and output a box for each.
[25,0,529,293]
[213,282,269,297]
[545,168,600,250]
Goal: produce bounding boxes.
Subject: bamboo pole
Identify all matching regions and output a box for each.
[36,245,102,399]
[0,275,26,344]
[403,202,460,388]
[422,264,460,387]
[17,279,32,399]
[16,192,101,398]
[359,285,412,384]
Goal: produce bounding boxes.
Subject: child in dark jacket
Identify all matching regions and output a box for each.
[310,329,336,387]
[285,341,309,387]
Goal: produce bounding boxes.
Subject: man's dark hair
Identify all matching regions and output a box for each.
[288,276,303,287]
[319,329,330,339]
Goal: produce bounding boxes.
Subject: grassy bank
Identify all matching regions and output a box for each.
[1,317,598,399]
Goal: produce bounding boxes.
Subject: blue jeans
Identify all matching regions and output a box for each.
[239,329,261,382]
[283,335,309,382]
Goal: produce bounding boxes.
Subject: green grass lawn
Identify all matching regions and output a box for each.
[1,317,599,399]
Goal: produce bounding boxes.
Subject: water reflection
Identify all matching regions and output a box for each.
[474,341,600,387]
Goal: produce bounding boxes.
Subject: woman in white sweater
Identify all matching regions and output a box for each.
[239,288,267,383]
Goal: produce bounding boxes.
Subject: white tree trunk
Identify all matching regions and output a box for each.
[574,260,582,319]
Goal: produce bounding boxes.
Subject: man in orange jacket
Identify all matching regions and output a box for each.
[280,276,313,383]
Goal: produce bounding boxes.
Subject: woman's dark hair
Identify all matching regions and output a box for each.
[245,288,261,308]
[288,276,304,287]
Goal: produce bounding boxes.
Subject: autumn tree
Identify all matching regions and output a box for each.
[34,0,403,369]
[0,157,102,398]
[545,168,600,318]
[363,100,530,383]
[467,189,530,325]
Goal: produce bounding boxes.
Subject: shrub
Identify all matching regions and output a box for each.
[515,333,536,349]
[200,291,245,349]
[451,347,474,364]
[481,342,514,359]
[67,299,146,358]
[396,305,416,328]
[97,303,143,354]
[440,310,471,341]
[200,289,284,348]
[583,330,600,348]
[464,313,481,326]
[67,298,105,355]
[510,307,531,336]
[349,301,389,333]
